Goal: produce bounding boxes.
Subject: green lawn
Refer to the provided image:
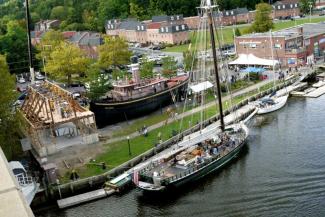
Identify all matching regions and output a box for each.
[163,16,325,53]
[62,80,277,182]
[111,79,258,138]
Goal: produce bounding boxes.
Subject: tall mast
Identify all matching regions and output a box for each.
[25,0,35,84]
[201,0,225,131]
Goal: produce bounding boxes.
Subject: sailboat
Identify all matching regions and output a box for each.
[134,0,249,193]
[256,30,289,115]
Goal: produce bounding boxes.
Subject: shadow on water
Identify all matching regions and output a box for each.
[136,145,250,208]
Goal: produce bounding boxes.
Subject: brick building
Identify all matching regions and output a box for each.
[106,15,189,45]
[234,23,325,67]
[272,0,300,19]
[217,8,254,26]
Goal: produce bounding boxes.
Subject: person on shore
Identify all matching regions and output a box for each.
[70,169,79,181]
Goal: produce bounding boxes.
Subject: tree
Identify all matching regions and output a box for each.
[250,3,273,33]
[183,50,197,72]
[162,56,177,78]
[299,0,316,14]
[139,57,154,79]
[86,65,111,100]
[234,27,241,37]
[36,30,65,72]
[98,36,131,69]
[130,2,142,19]
[50,6,67,20]
[0,55,21,159]
[0,20,29,74]
[45,42,91,85]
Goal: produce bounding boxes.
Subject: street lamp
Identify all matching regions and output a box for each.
[309,2,313,23]
[127,136,132,156]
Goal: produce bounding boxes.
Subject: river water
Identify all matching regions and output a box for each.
[38,95,325,217]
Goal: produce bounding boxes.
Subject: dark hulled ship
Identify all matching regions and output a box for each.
[90,64,189,127]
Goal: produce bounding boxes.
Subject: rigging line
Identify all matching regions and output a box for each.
[211,8,239,123]
[271,30,288,94]
[175,10,204,146]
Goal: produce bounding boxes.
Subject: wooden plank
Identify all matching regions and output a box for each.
[57,189,112,209]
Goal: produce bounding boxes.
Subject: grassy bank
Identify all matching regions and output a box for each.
[163,16,325,53]
[61,80,277,182]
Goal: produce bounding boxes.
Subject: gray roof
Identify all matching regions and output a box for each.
[302,23,325,38]
[272,1,299,10]
[69,32,102,46]
[219,8,249,17]
[237,23,325,40]
[152,15,184,23]
[119,20,143,30]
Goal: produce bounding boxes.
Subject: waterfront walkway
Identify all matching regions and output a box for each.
[0,148,34,217]
[99,79,272,144]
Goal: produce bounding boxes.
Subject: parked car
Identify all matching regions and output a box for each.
[35,72,45,80]
[17,76,26,84]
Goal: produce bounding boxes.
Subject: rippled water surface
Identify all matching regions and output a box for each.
[39,96,325,217]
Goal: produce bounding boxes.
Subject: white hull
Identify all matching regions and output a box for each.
[257,95,289,114]
[9,161,39,205]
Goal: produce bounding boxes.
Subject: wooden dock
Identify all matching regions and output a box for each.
[57,188,115,209]
[304,85,325,98]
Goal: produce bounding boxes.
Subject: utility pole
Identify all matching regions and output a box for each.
[24,0,35,84]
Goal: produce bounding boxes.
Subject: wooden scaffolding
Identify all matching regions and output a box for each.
[20,81,98,156]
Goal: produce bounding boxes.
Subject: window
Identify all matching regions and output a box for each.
[290,4,293,8]
[249,43,257,48]
[274,44,281,49]
[177,15,180,20]
[141,26,144,30]
[295,3,298,7]
[283,5,285,9]
[226,11,229,16]
[231,11,234,15]
[278,6,281,9]
[166,27,169,32]
[182,24,185,30]
[161,27,164,32]
[137,26,140,31]
[176,26,179,31]
[171,16,174,21]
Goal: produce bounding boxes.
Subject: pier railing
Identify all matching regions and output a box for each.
[51,78,296,199]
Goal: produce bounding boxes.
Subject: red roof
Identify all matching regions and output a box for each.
[147,22,161,29]
[62,31,77,39]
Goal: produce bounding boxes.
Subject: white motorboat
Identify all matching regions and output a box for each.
[9,161,39,205]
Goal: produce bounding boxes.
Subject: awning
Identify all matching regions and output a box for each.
[229,54,279,66]
[190,81,213,93]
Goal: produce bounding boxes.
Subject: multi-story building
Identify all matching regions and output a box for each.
[234,23,325,67]
[31,31,103,59]
[217,8,254,26]
[272,0,300,19]
[106,15,189,45]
